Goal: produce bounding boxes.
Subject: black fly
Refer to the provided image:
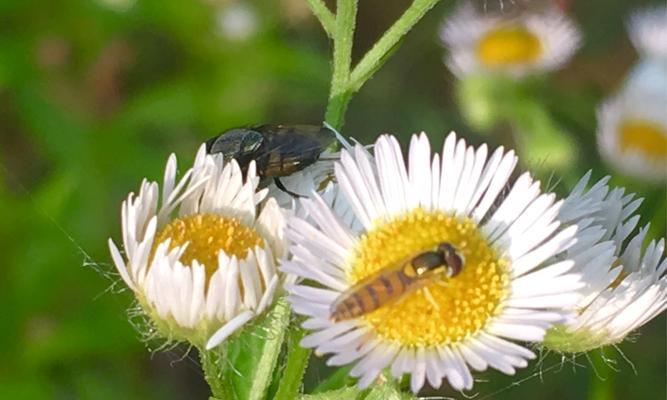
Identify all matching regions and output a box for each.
[205,124,337,197]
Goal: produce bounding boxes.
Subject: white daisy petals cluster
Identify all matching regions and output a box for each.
[440,3,581,77]
[109,145,287,349]
[283,132,585,393]
[109,128,666,395]
[597,5,667,182]
[544,172,667,352]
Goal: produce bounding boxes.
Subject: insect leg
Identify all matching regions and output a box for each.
[274,177,305,198]
[422,287,440,312]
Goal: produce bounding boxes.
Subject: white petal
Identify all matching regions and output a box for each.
[206,310,255,349]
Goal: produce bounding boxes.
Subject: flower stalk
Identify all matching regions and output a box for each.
[317,0,442,130]
[324,0,357,130]
[305,0,335,37]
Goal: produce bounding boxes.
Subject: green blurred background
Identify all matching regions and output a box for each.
[0,0,664,399]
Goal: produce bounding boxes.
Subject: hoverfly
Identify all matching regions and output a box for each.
[330,242,464,322]
[205,124,337,197]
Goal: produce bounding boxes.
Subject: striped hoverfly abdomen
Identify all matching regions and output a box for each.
[329,242,464,322]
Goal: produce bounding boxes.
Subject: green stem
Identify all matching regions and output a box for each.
[588,350,615,400]
[324,0,358,130]
[305,0,336,38]
[274,324,312,399]
[200,348,231,400]
[324,0,441,130]
[349,0,441,91]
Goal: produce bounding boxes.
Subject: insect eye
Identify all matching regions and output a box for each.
[437,242,455,255]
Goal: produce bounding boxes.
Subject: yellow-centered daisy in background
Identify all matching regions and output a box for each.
[597,89,667,182]
[283,132,584,393]
[597,5,667,182]
[109,145,287,350]
[440,3,581,77]
[544,172,667,352]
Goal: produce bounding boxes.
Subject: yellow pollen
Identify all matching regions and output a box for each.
[618,119,667,161]
[153,213,263,280]
[349,208,509,347]
[476,25,542,66]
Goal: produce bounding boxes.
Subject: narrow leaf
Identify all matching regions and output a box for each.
[219,298,291,400]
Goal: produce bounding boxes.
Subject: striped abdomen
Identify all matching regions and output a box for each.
[329,243,463,322]
[329,267,421,322]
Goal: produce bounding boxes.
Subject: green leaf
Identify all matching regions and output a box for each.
[219,299,291,400]
[312,365,354,393]
[273,322,312,399]
[363,382,414,400]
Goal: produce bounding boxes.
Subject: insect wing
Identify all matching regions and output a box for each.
[255,125,337,177]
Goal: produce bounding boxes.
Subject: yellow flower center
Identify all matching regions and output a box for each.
[618,119,667,161]
[348,208,509,347]
[476,25,542,67]
[153,213,263,280]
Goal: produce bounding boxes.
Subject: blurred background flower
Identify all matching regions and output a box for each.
[597,5,667,182]
[440,3,581,77]
[215,2,259,42]
[440,1,582,175]
[0,0,664,399]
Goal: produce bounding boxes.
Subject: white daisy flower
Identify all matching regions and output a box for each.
[627,5,667,59]
[596,88,667,182]
[108,145,287,350]
[440,4,581,77]
[545,173,667,352]
[283,132,584,393]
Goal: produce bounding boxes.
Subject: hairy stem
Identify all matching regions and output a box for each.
[349,0,441,91]
[324,0,358,130]
[324,0,441,130]
[305,0,336,38]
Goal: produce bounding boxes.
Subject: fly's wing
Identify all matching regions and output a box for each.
[259,125,337,149]
[255,125,337,177]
